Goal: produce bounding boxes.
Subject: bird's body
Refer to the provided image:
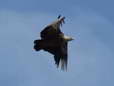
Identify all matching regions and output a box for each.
[34,16,73,70]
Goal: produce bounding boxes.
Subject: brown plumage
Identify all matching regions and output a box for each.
[34,16,73,70]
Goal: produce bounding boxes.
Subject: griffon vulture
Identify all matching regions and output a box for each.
[34,16,73,70]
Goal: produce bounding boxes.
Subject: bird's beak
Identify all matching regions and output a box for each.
[71,37,74,40]
[69,37,74,41]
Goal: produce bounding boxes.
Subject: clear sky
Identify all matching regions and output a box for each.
[0,0,114,86]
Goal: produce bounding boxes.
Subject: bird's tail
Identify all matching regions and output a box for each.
[34,40,43,51]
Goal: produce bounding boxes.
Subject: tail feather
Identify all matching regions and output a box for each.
[34,40,42,51]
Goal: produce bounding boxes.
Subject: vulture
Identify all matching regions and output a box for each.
[34,15,73,70]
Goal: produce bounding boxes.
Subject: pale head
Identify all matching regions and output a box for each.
[63,35,74,41]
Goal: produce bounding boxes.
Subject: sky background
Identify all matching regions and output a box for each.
[0,0,114,86]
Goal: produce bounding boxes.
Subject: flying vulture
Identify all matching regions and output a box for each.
[34,15,73,70]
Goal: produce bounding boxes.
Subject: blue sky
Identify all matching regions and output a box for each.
[0,0,114,86]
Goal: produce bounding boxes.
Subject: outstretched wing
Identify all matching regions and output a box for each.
[40,25,61,40]
[54,42,68,70]
[40,17,65,40]
[43,40,68,70]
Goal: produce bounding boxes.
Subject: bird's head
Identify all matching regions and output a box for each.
[63,35,74,42]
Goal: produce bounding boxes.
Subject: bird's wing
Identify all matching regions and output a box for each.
[43,40,68,70]
[54,42,68,70]
[40,25,61,40]
[40,17,65,40]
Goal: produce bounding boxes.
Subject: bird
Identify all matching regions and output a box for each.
[34,15,73,70]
